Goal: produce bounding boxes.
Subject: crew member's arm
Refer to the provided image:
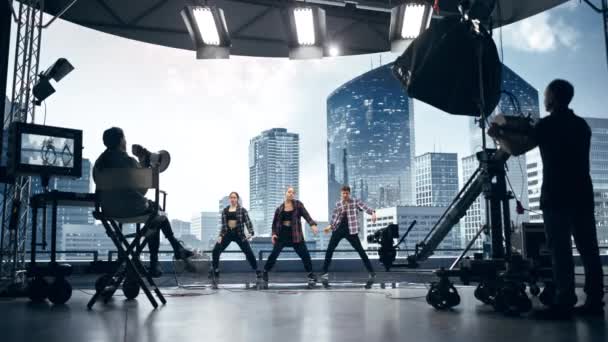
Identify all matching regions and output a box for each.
[356,199,377,223]
[132,144,151,167]
[487,116,539,156]
[242,208,255,237]
[125,155,148,195]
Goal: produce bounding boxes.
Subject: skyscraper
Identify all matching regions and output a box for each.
[526,149,543,223]
[327,62,415,212]
[61,224,115,261]
[461,154,485,249]
[191,211,220,248]
[191,212,202,241]
[462,64,540,248]
[170,219,191,238]
[527,117,608,247]
[249,128,299,235]
[415,152,461,249]
[219,196,230,212]
[201,211,220,248]
[414,153,459,206]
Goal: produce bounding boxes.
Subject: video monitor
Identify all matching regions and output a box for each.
[7,122,82,178]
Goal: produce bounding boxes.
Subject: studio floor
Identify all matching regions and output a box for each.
[0,273,606,342]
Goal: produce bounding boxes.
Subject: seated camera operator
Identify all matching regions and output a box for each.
[93,127,194,277]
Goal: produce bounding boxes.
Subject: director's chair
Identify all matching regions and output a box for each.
[87,167,167,309]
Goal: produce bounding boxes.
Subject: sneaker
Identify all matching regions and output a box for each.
[573,301,605,317]
[208,269,219,289]
[174,242,196,272]
[307,273,317,288]
[174,242,195,260]
[365,273,376,289]
[262,271,269,289]
[321,273,330,288]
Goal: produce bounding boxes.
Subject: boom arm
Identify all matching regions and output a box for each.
[408,149,510,265]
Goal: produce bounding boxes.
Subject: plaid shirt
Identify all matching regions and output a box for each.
[272,200,317,244]
[220,205,254,240]
[330,198,375,235]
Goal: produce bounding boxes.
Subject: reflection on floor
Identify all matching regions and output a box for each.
[0,276,606,342]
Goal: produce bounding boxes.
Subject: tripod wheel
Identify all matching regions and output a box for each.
[493,282,532,315]
[529,284,541,297]
[123,277,140,300]
[27,277,49,302]
[48,277,72,305]
[95,275,113,293]
[539,283,556,306]
[474,282,494,305]
[426,281,460,310]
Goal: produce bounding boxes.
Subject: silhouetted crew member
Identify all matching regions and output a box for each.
[93,127,194,278]
[533,79,604,317]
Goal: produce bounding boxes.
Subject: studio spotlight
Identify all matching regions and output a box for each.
[286,6,327,59]
[389,1,433,52]
[181,5,231,59]
[328,44,340,57]
[33,58,74,106]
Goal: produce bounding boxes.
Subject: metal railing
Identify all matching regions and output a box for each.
[24,250,99,262]
[20,246,608,264]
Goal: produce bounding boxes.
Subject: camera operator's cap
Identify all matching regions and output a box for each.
[150,150,171,173]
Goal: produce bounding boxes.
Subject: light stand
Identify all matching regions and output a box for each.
[388,0,541,315]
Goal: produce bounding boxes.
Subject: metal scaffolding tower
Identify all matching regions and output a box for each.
[0,0,43,293]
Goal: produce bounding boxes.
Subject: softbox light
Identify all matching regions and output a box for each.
[392,16,502,117]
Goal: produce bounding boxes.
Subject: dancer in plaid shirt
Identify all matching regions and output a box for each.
[322,185,377,289]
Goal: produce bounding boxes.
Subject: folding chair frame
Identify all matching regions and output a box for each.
[87,167,167,309]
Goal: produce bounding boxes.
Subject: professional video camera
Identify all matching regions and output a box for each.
[367,224,400,271]
[132,144,171,172]
[367,223,399,244]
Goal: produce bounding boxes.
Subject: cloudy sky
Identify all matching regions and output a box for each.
[6,0,608,223]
